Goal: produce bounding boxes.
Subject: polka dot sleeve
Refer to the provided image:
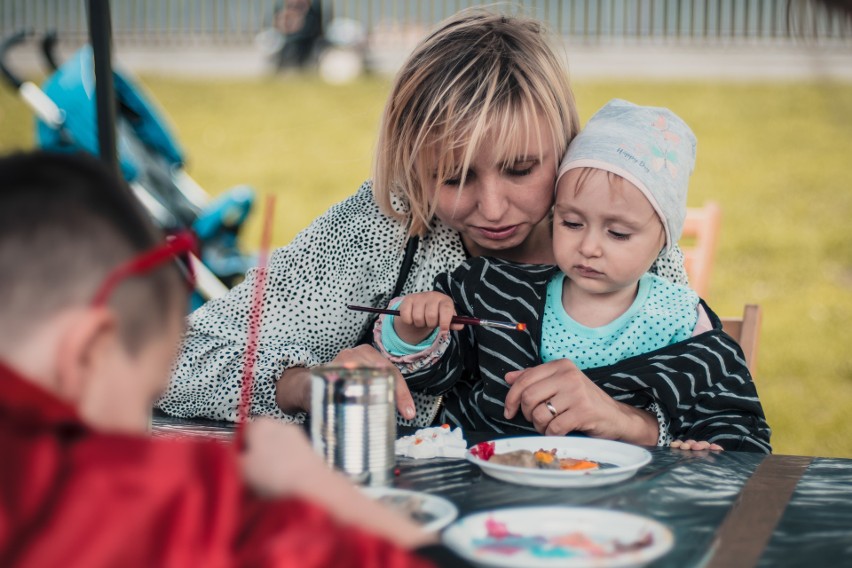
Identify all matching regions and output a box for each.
[650,246,689,287]
[648,401,673,446]
[156,181,467,422]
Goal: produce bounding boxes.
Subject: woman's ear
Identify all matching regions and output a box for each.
[53,307,119,404]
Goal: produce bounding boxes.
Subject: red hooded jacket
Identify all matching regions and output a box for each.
[0,362,435,568]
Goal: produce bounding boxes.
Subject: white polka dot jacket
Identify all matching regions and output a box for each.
[381,257,771,453]
[156,181,694,429]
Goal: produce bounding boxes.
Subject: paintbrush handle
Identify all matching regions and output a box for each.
[348,304,471,324]
[346,304,525,331]
[347,304,401,317]
[449,315,480,326]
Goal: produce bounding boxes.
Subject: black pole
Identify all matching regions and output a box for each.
[88,0,118,174]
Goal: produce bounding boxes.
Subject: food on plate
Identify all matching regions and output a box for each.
[470,516,655,558]
[470,441,600,471]
[395,424,467,459]
[376,493,438,525]
[488,449,537,468]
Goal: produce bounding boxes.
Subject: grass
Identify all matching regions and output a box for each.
[1,74,850,458]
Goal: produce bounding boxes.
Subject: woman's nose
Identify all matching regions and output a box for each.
[476,177,509,222]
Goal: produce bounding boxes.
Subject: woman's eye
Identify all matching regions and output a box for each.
[505,165,534,176]
[503,159,538,177]
[442,170,474,186]
[609,230,631,240]
[442,173,466,186]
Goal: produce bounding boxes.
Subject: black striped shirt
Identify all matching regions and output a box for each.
[402,257,771,453]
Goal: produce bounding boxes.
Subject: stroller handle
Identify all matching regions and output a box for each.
[0,29,30,89]
[40,30,61,72]
[0,29,63,128]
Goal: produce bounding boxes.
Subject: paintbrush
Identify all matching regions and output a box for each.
[347,304,527,331]
[236,194,276,449]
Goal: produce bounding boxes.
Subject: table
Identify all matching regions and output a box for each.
[150,412,852,567]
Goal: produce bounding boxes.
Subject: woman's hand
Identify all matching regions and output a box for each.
[503,359,658,446]
[671,439,723,451]
[394,291,462,344]
[275,345,417,421]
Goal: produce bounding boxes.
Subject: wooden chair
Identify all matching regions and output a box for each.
[680,201,722,298]
[720,304,762,374]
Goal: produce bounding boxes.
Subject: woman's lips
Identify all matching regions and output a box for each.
[475,225,519,240]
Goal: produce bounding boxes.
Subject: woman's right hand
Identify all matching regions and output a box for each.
[275,344,417,421]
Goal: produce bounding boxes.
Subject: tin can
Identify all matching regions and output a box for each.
[310,366,396,486]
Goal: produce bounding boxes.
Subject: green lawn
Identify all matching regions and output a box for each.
[2,74,850,458]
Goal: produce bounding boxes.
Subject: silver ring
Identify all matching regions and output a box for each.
[545,400,558,417]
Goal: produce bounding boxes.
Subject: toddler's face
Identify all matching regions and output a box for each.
[552,168,665,296]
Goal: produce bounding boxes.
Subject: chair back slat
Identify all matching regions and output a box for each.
[720,304,762,375]
[681,202,722,297]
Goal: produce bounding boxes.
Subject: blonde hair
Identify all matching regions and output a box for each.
[373,8,580,236]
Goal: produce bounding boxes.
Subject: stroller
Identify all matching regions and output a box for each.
[0,30,255,306]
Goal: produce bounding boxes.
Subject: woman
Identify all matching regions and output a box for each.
[157,9,689,443]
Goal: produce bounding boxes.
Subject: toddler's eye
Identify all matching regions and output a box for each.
[561,220,582,230]
[609,231,630,240]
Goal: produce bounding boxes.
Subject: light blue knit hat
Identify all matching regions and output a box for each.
[556,99,697,252]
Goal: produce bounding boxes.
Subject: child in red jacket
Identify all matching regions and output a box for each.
[0,151,468,568]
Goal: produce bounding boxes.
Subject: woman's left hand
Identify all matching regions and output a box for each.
[503,359,658,445]
[671,439,723,451]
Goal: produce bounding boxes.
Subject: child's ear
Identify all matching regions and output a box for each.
[53,307,119,403]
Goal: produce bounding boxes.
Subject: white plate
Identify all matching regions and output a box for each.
[443,506,674,568]
[363,486,458,533]
[466,437,652,488]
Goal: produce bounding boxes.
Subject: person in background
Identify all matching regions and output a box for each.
[375,100,771,453]
[0,150,473,568]
[274,0,324,70]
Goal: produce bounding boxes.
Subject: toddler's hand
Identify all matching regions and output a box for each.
[394,291,460,343]
[670,439,723,451]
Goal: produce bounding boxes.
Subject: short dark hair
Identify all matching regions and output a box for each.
[0,150,186,352]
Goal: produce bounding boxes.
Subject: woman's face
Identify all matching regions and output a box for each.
[428,115,558,264]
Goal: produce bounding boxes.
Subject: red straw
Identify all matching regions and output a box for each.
[236,194,276,449]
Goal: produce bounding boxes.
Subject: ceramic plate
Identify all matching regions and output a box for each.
[443,506,673,568]
[363,486,458,533]
[466,437,652,488]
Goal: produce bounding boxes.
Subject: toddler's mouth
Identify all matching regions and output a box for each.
[575,264,603,278]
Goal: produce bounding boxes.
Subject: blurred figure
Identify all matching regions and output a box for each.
[254,0,367,83]
[274,0,324,71]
